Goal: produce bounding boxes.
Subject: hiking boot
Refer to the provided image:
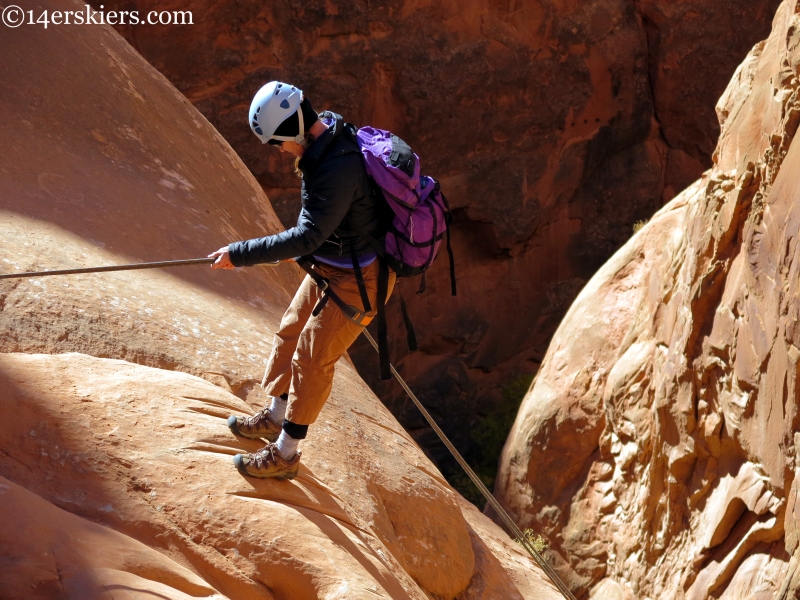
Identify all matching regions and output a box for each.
[227,407,282,442]
[233,443,301,480]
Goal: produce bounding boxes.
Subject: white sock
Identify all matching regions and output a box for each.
[269,395,287,423]
[275,429,299,460]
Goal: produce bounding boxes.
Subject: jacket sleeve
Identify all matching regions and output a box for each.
[228,153,358,267]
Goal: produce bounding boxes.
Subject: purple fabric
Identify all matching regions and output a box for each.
[312,252,376,269]
[321,113,336,129]
[357,127,421,208]
[356,127,449,274]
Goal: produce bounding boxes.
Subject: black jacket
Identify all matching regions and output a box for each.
[228,112,383,267]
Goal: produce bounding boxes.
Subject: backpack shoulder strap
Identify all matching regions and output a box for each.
[399,293,419,352]
[439,187,457,296]
[376,259,391,380]
[350,245,372,313]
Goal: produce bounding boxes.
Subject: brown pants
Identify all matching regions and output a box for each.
[262,260,396,425]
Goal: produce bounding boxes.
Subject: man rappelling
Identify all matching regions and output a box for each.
[209,82,396,480]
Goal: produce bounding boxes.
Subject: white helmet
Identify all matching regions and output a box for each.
[248,81,306,145]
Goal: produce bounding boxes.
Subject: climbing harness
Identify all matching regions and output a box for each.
[0,255,577,599]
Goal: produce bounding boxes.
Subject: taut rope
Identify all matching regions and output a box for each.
[361,330,577,600]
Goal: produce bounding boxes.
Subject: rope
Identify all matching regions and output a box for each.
[0,257,216,280]
[360,330,577,600]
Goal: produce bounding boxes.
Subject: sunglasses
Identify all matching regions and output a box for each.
[267,138,283,147]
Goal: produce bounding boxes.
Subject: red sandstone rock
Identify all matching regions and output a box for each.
[496,1,800,597]
[0,2,557,597]
[0,474,228,600]
[95,0,782,473]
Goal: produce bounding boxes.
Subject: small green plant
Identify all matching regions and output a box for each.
[515,529,549,556]
[632,219,648,233]
[471,374,535,455]
[439,372,536,508]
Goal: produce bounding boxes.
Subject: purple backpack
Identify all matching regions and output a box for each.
[356,127,456,296]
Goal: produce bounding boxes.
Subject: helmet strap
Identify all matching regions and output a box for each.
[268,103,309,147]
[295,105,308,148]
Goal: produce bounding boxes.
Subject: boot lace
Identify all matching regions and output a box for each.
[244,408,268,427]
[253,443,279,468]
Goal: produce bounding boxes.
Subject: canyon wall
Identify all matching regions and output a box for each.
[496,1,800,597]
[0,1,558,597]
[97,0,782,486]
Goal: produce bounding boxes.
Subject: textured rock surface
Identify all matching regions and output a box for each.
[0,2,558,597]
[0,473,229,600]
[96,0,781,480]
[497,1,800,597]
[0,352,549,599]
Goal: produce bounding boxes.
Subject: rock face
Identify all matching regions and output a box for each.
[1,352,553,599]
[0,1,557,597]
[496,1,800,597]
[95,0,781,480]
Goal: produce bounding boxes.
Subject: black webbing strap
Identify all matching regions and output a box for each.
[347,224,386,262]
[350,245,372,313]
[399,294,419,352]
[445,226,456,296]
[296,256,391,378]
[440,190,457,297]
[312,294,329,317]
[295,257,370,326]
[376,258,391,380]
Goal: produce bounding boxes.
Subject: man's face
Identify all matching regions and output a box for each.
[276,140,305,158]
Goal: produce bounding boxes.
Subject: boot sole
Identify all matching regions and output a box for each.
[227,415,280,442]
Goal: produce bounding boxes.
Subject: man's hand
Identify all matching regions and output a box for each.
[209,247,235,270]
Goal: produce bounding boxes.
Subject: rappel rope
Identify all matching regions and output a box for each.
[0,257,216,280]
[360,329,577,600]
[0,257,577,599]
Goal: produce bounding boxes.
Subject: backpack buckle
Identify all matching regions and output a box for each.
[350,309,369,325]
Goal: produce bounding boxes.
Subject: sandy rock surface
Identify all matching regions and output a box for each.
[95,0,781,471]
[496,1,800,598]
[0,2,558,598]
[0,351,525,599]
